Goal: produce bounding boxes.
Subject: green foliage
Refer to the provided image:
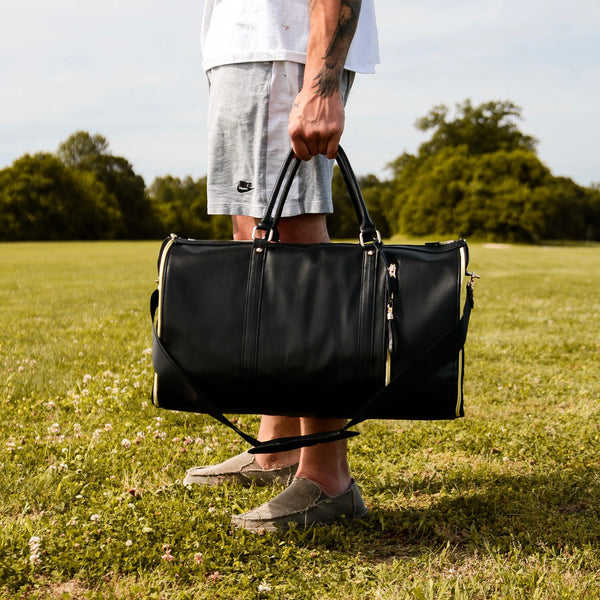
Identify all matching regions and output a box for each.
[57,132,159,239]
[415,99,537,157]
[3,106,599,243]
[56,131,110,169]
[384,100,600,242]
[0,132,160,241]
[0,153,122,241]
[328,168,391,239]
[147,175,232,240]
[1,240,600,598]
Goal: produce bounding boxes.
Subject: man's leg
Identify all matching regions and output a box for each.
[238,213,352,497]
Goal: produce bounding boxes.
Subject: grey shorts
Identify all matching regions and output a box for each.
[206,61,354,218]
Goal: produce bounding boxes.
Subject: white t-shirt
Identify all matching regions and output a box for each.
[201,0,380,74]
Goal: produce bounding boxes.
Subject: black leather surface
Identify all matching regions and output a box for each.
[153,237,468,420]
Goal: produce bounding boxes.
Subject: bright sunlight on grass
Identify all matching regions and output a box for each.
[0,239,599,599]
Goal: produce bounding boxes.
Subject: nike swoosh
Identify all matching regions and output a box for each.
[237,181,254,193]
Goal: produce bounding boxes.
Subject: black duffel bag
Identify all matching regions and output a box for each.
[150,147,477,452]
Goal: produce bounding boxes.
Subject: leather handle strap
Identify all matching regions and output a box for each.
[256,146,378,243]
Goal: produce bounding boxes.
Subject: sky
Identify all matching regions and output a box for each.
[1,0,599,187]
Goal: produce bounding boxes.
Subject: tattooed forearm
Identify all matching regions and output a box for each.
[312,0,361,97]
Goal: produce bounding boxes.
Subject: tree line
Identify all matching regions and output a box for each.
[1,100,598,243]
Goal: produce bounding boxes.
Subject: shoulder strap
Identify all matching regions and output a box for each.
[150,284,473,453]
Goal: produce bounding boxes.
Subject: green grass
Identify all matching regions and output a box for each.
[0,239,599,599]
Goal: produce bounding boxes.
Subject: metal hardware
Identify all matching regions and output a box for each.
[387,263,397,278]
[255,247,264,253]
[359,230,382,246]
[466,271,480,287]
[367,249,374,256]
[252,226,275,242]
[387,302,394,320]
[466,271,480,299]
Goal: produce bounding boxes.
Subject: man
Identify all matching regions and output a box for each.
[184,0,379,531]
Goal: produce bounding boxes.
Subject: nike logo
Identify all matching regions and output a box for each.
[237,181,254,193]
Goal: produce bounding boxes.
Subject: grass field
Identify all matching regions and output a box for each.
[0,238,599,599]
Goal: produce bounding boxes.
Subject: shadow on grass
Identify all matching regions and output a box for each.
[288,466,600,561]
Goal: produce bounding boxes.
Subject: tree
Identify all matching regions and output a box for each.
[57,131,158,238]
[381,99,600,242]
[328,167,390,239]
[0,153,122,241]
[57,131,109,170]
[147,175,231,239]
[416,99,537,157]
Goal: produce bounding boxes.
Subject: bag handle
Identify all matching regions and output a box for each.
[255,146,380,244]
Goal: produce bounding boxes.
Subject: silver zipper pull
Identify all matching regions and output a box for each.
[387,302,394,320]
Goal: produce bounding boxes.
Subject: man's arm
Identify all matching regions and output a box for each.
[288,0,362,160]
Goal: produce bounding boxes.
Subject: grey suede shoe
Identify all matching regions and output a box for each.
[231,477,369,532]
[183,451,298,487]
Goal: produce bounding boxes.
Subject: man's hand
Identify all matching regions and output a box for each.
[288,86,345,160]
[288,0,361,161]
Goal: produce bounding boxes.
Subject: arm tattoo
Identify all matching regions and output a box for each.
[312,0,361,97]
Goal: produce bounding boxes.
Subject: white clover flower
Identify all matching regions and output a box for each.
[121,438,132,449]
[90,514,101,523]
[83,374,92,384]
[104,423,112,432]
[28,536,42,567]
[161,545,175,562]
[29,553,41,566]
[48,423,60,435]
[125,540,133,547]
